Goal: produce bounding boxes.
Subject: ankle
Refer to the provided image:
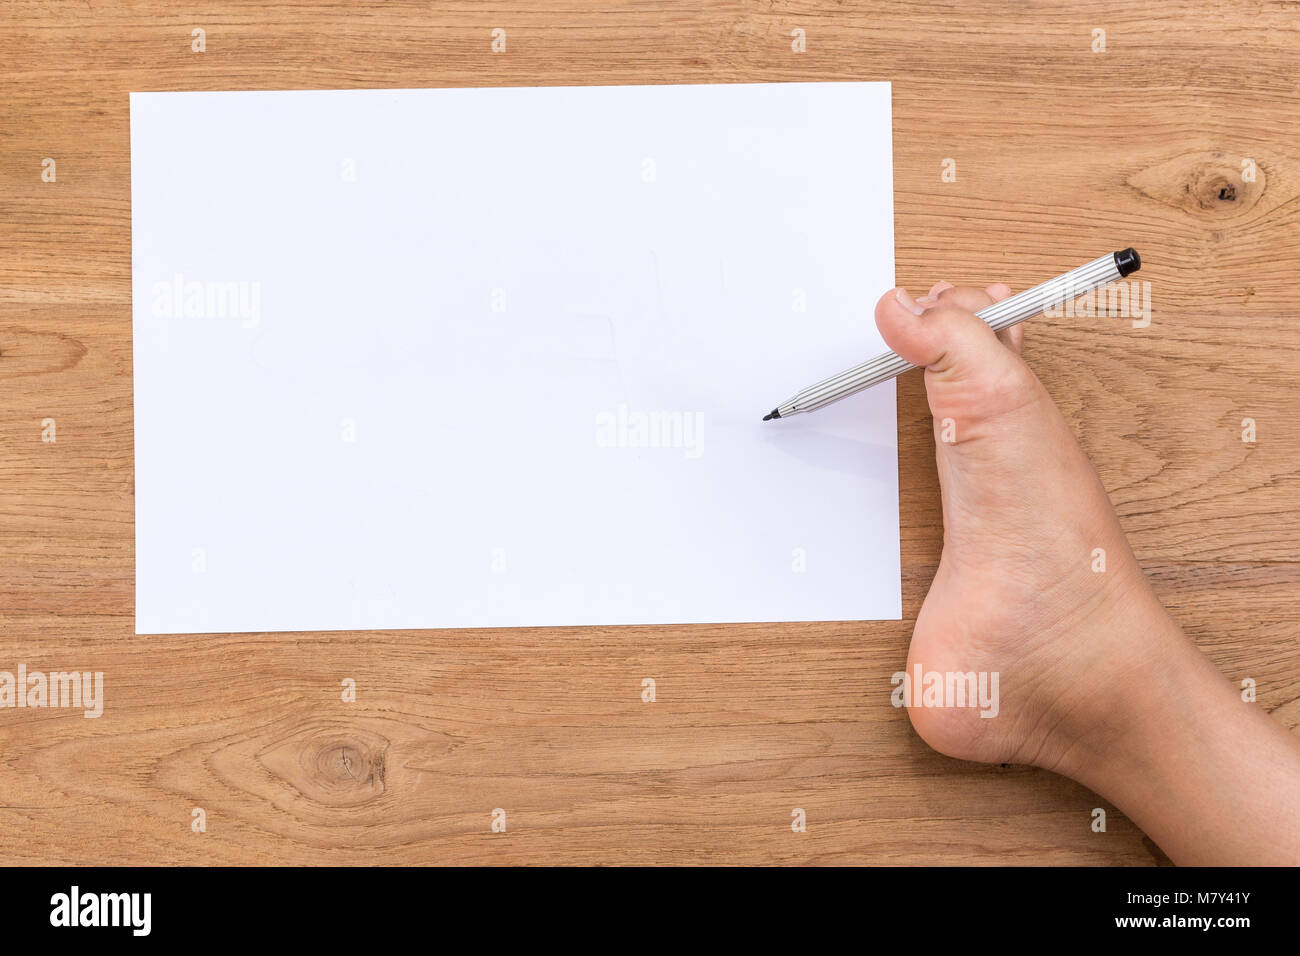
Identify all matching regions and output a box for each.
[1016,582,1193,778]
[1035,601,1205,784]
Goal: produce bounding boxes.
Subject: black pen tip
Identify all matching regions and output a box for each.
[762,409,780,421]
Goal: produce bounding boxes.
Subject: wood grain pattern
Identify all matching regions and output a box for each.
[1,0,1297,865]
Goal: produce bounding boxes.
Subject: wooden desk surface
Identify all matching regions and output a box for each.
[2,1,1297,865]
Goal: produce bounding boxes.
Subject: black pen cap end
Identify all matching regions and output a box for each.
[1114,247,1141,277]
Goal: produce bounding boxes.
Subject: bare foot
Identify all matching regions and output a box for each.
[874,280,1300,865]
[877,282,1188,773]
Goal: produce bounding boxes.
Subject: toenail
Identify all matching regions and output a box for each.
[895,287,927,315]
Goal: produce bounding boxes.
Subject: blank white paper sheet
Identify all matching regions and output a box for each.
[130,82,900,634]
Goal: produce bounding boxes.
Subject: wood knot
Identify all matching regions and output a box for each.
[319,740,385,787]
[261,725,389,807]
[1128,151,1265,220]
[0,327,88,380]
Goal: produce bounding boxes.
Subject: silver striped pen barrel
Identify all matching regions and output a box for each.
[762,248,1141,421]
